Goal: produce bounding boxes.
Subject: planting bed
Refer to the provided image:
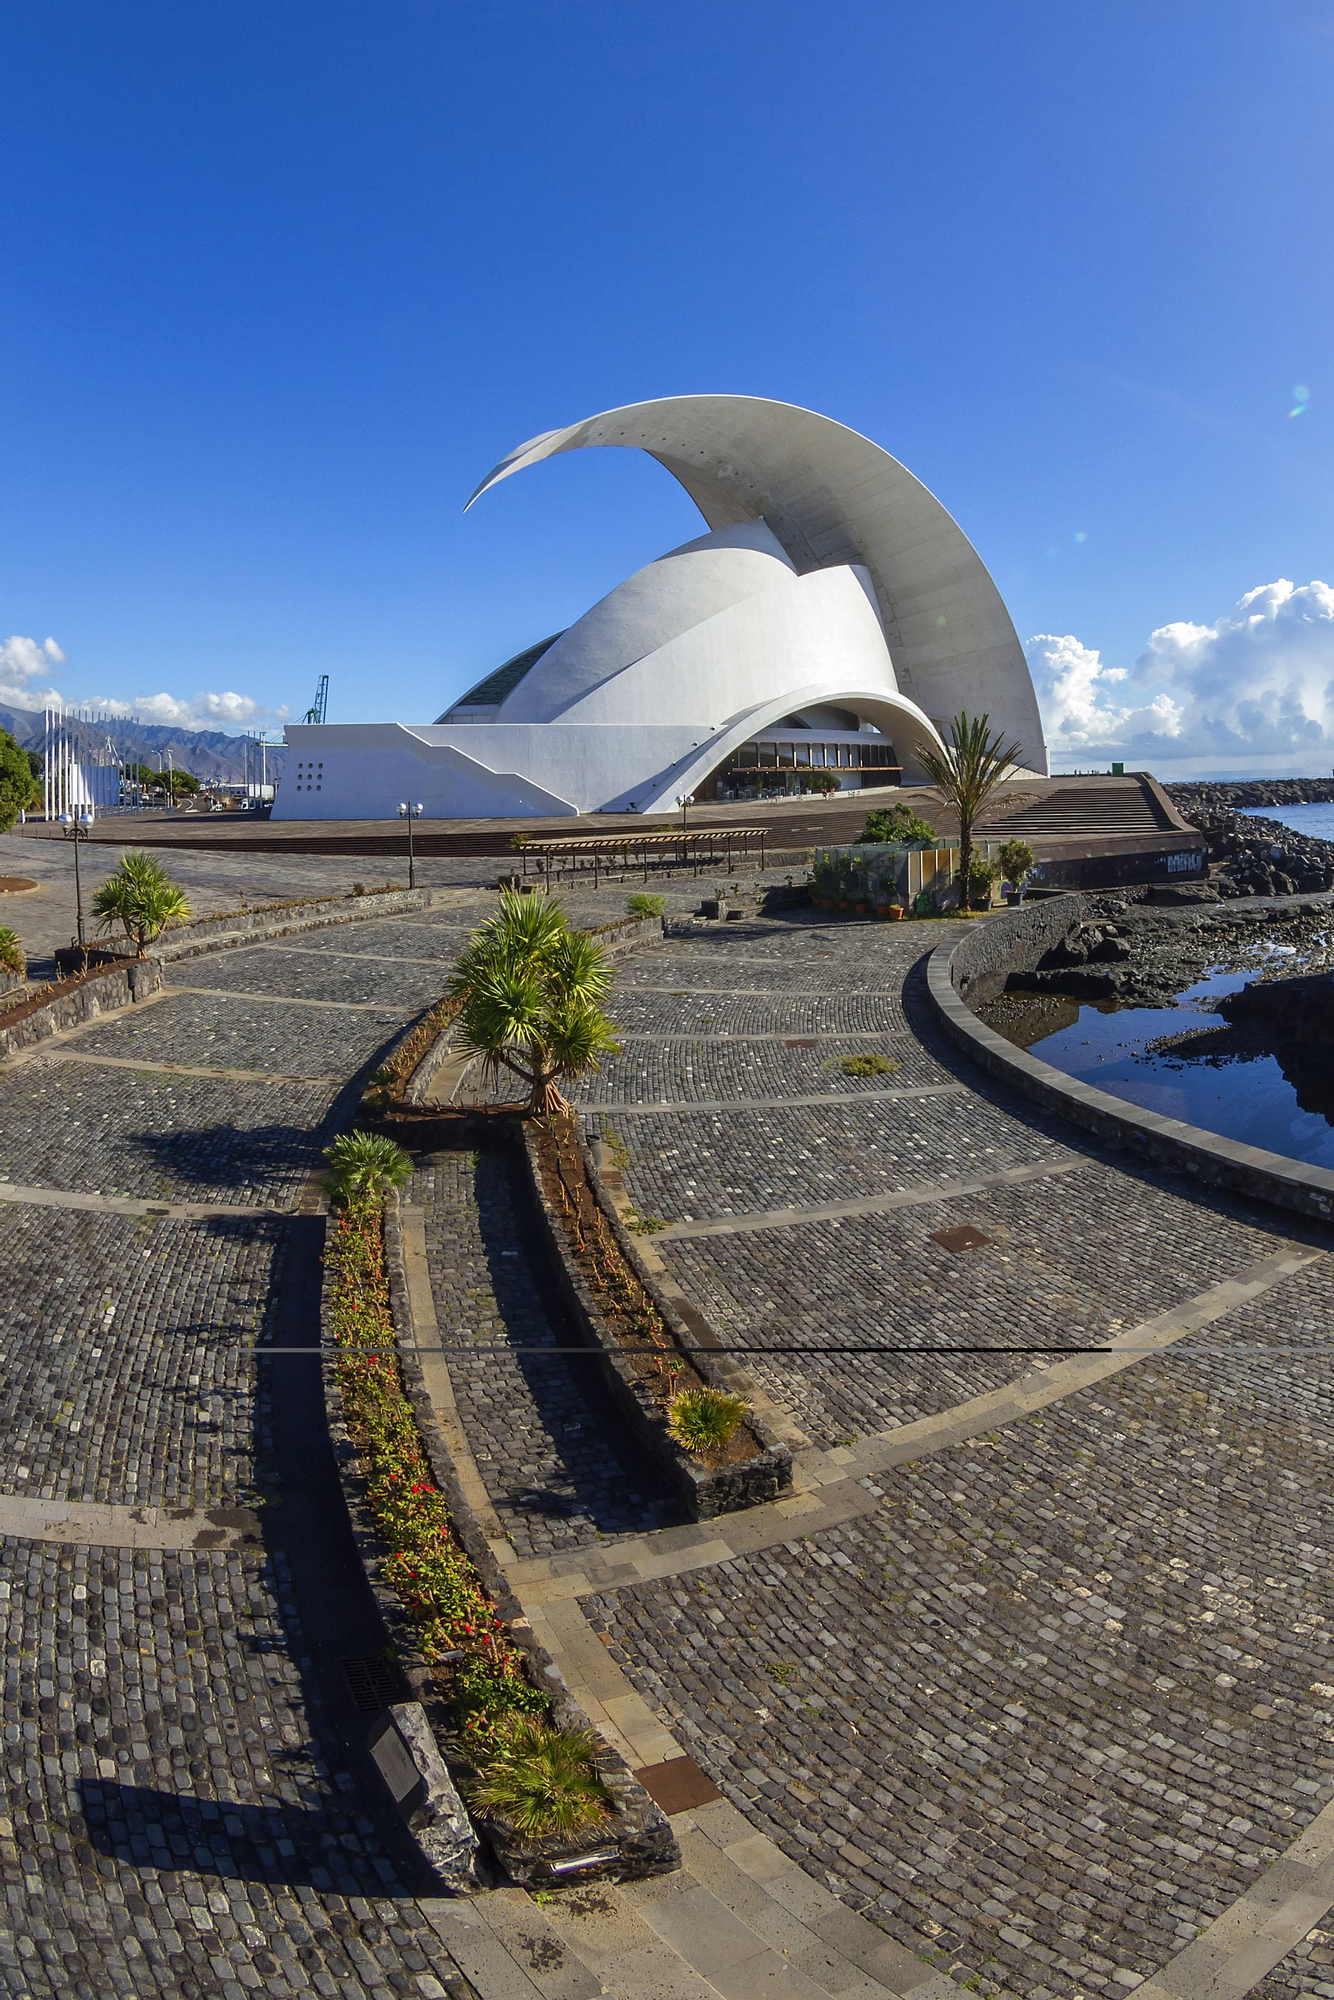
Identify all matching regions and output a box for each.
[525,1111,791,1516]
[323,1189,677,1886]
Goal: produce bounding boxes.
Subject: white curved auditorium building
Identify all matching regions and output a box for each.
[274,396,1048,821]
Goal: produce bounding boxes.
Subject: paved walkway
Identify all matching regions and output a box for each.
[0,899,512,1999]
[8,878,1334,1998]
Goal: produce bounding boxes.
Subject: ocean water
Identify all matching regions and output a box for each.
[1030,955,1334,1170]
[1238,801,1334,842]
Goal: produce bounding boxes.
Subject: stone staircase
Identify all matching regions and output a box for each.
[977,777,1173,841]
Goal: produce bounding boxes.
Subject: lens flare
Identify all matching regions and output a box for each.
[1289,383,1311,418]
[1074,531,1087,544]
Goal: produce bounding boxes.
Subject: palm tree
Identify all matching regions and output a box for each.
[917,713,1022,910]
[0,926,24,982]
[90,851,191,956]
[323,1130,414,1211]
[448,889,619,1115]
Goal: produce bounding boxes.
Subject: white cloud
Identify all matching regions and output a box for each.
[92,690,291,732]
[1028,579,1334,772]
[0,634,65,709]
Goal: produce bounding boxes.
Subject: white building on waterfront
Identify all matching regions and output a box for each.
[274,395,1048,821]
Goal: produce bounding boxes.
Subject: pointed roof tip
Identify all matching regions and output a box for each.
[463,424,575,512]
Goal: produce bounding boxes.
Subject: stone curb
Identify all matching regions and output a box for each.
[518,1120,792,1520]
[927,919,1334,1224]
[321,1190,680,1889]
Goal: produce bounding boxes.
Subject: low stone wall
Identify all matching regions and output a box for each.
[322,1196,678,1887]
[520,1122,792,1518]
[0,958,163,1062]
[157,884,439,963]
[946,893,1087,1004]
[927,916,1334,1224]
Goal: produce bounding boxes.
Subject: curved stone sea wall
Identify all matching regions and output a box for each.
[929,903,1334,1223]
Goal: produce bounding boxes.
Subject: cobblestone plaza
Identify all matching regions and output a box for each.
[1,864,1333,1998]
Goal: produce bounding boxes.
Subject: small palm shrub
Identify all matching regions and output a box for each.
[323,1130,413,1210]
[0,926,24,981]
[471,1716,612,1838]
[667,1385,747,1459]
[90,850,191,955]
[627,893,665,918]
[449,889,619,1115]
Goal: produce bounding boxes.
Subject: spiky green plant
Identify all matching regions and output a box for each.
[448,889,619,1115]
[470,1715,612,1838]
[627,893,665,918]
[90,851,191,955]
[666,1385,748,1460]
[0,927,25,981]
[323,1130,413,1210]
[916,713,1022,908]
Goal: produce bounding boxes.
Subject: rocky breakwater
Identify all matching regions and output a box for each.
[1166,790,1334,900]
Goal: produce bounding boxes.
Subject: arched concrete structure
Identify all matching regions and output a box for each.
[274,396,1045,821]
[467,393,1048,776]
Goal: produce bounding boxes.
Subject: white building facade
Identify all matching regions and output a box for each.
[275,395,1048,822]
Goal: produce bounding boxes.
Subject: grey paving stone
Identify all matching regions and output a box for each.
[0,1206,281,1508]
[412,1148,678,1561]
[0,1059,337,1206]
[70,991,411,1080]
[168,946,449,1011]
[0,1539,459,1998]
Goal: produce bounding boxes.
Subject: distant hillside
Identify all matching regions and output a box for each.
[0,702,288,784]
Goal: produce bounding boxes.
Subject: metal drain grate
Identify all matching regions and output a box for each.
[930,1224,992,1253]
[343,1656,403,1714]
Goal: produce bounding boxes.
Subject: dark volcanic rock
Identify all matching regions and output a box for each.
[1219,969,1334,1053]
[1165,788,1334,900]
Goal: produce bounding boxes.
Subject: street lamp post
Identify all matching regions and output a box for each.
[397,801,424,890]
[675,793,695,875]
[59,808,95,958]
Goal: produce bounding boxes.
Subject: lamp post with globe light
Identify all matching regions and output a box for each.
[59,808,95,959]
[397,801,424,890]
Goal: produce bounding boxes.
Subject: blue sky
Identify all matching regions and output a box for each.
[2,1,1332,775]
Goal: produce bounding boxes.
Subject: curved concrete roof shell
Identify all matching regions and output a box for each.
[467,394,1048,775]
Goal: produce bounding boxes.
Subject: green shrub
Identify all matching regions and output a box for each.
[967,855,1002,908]
[0,927,24,981]
[627,893,665,918]
[835,1053,897,1077]
[471,1715,612,1839]
[626,1209,667,1234]
[861,803,938,845]
[999,838,1035,888]
[801,771,839,795]
[666,1385,747,1459]
[323,1130,413,1210]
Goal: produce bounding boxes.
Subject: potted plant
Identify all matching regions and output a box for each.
[999,838,1036,906]
[884,902,905,921]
